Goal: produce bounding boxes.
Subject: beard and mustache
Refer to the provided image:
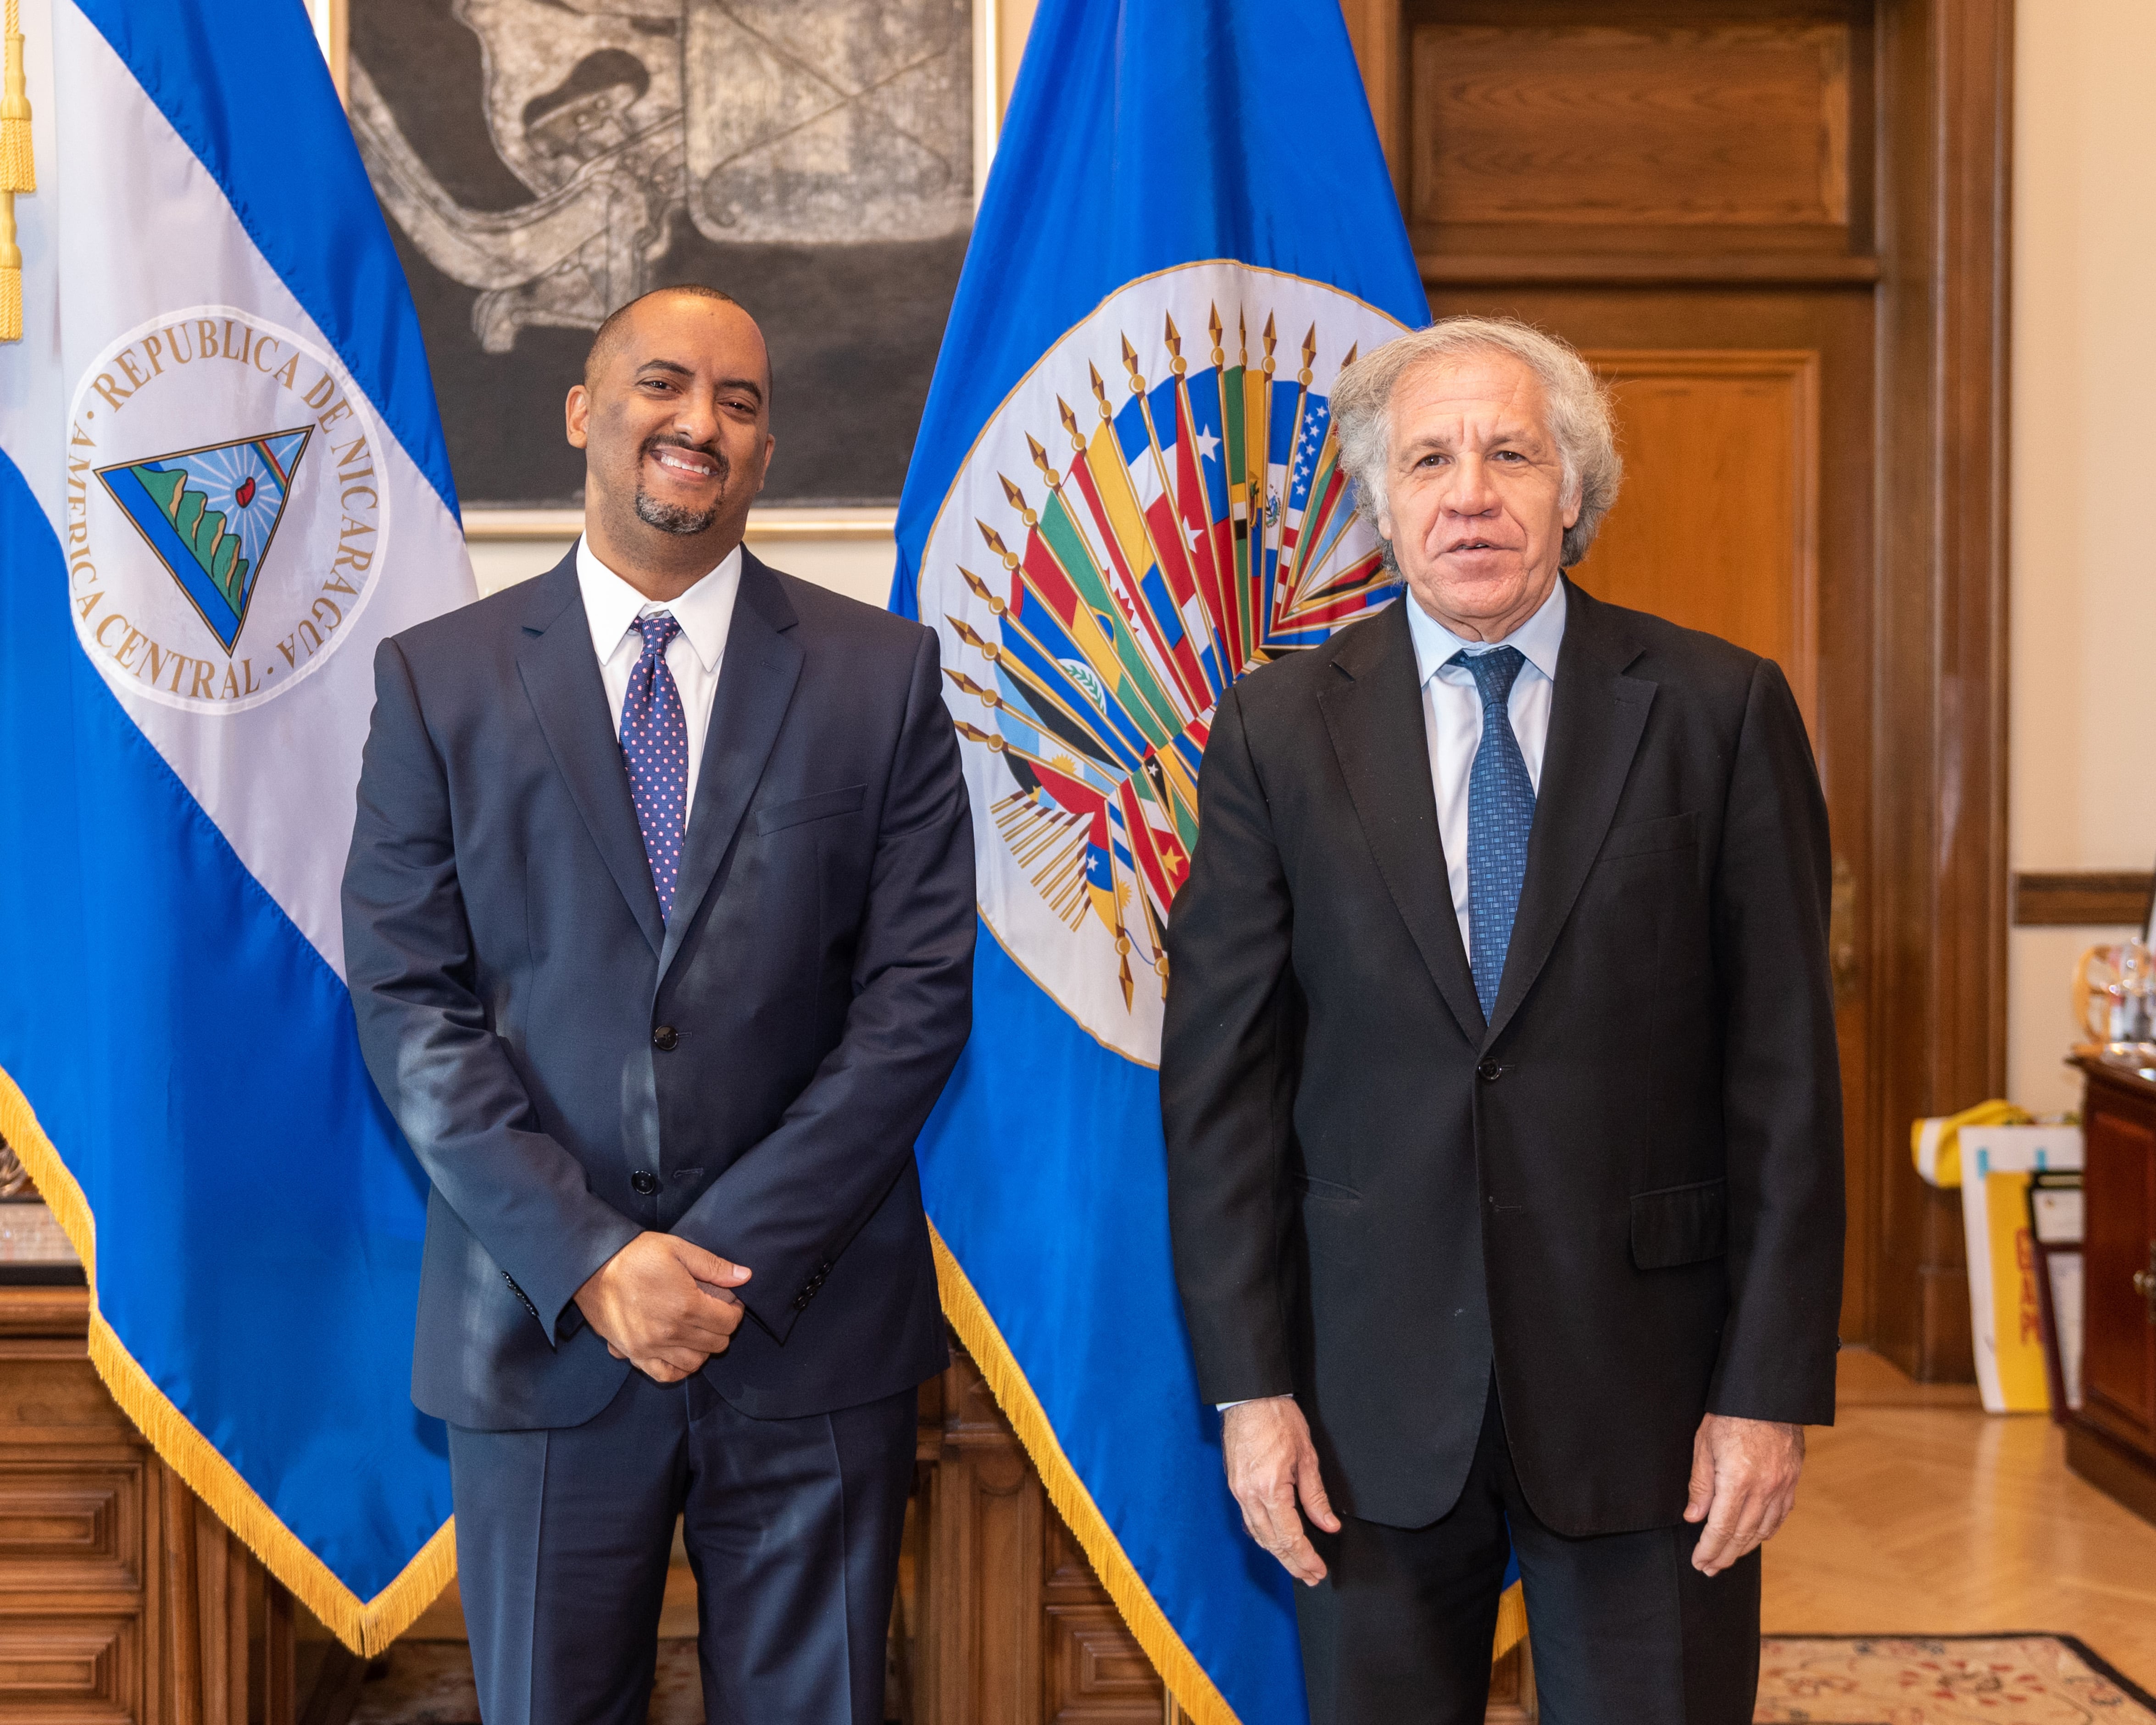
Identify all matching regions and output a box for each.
[632,433,729,535]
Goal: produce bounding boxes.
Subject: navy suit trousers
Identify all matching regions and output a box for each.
[449,1370,915,1725]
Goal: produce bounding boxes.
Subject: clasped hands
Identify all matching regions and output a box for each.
[1222,1396,1804,1586]
[572,1231,752,1384]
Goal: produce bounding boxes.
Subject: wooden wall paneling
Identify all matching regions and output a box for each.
[2011,873,2155,928]
[1408,18,1852,242]
[1571,349,1821,729]
[1867,0,2012,1382]
[1340,0,1406,198]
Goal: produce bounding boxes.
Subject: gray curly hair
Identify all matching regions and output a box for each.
[1331,315,1622,569]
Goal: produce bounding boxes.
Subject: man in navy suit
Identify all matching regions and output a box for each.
[343,285,975,1724]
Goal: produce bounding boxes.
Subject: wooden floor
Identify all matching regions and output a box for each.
[1762,1349,2156,1692]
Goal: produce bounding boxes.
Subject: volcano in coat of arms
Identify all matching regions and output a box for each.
[96,428,315,654]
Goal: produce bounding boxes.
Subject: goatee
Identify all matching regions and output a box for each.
[633,490,720,535]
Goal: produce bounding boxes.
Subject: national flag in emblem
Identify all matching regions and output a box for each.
[892,1,1524,1720]
[0,0,471,1654]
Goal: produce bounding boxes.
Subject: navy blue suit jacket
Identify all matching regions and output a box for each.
[343,547,973,1431]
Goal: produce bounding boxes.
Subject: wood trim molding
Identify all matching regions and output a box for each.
[1868,0,2013,1382]
[1417,252,1883,286]
[2012,873,2156,928]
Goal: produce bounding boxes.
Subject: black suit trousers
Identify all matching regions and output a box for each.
[449,1370,915,1725]
[1296,1382,1760,1725]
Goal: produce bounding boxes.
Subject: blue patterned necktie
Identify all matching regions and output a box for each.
[620,610,689,921]
[1450,645,1535,1020]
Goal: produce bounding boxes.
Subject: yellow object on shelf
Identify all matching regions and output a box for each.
[1911,1098,2032,1188]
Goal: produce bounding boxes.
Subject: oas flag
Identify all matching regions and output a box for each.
[893,0,1520,1719]
[0,0,469,1650]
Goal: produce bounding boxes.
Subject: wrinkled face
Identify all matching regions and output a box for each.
[567,293,774,543]
[1374,351,1578,640]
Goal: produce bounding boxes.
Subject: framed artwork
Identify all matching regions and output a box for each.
[341,0,981,513]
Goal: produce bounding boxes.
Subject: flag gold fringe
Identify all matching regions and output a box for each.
[0,1063,457,1656]
[928,1226,1526,1725]
[0,0,32,193]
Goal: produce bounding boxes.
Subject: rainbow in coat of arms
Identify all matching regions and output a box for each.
[96,428,314,654]
[920,262,1412,1063]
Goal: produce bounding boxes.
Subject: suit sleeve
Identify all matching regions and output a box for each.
[342,637,641,1344]
[1160,683,1299,1406]
[670,626,976,1342]
[1706,657,1846,1425]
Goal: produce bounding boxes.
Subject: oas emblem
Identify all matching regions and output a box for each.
[919,262,1410,1063]
[67,306,391,714]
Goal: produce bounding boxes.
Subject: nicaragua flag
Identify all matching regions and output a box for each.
[0,0,469,1651]
[894,1,1521,1719]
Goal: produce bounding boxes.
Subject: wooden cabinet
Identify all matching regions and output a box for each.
[0,1282,293,1725]
[2067,1060,2156,1523]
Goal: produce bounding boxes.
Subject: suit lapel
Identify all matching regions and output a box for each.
[515,550,666,957]
[1483,579,1655,1045]
[659,552,803,981]
[1318,600,1487,1044]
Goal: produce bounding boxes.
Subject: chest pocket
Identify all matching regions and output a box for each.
[751,783,866,835]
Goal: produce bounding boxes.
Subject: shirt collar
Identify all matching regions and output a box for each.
[576,536,743,673]
[1404,574,1567,689]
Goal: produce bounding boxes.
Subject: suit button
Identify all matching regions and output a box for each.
[1476,1058,1502,1082]
[630,1169,658,1196]
[652,1025,678,1052]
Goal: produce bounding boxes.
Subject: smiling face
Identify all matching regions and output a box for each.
[566,290,775,598]
[1374,349,1578,642]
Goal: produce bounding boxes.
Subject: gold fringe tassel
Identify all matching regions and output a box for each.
[928,1227,1528,1725]
[0,0,31,193]
[0,1064,457,1655]
[1,0,32,344]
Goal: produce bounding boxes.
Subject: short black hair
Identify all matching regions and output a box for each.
[582,284,745,389]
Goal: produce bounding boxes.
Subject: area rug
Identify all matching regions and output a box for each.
[1757,1635,2156,1724]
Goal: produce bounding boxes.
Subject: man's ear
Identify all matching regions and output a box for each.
[1561,482,1582,531]
[565,384,590,451]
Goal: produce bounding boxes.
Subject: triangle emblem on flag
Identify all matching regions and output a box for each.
[96,428,314,653]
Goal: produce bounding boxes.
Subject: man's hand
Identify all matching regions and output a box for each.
[571,1232,751,1384]
[1684,1413,1805,1574]
[1223,1397,1342,1586]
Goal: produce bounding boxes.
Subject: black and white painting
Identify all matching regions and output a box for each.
[349,0,974,507]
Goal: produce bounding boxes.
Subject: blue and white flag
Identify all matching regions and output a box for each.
[0,0,469,1650]
[892,2,1521,1719]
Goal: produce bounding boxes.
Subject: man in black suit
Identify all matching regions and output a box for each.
[343,285,974,1724]
[1162,316,1843,1723]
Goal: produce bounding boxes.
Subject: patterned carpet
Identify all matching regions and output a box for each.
[1757,1636,2156,1724]
[317,1632,2156,1723]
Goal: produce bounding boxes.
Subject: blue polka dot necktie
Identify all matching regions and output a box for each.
[620,611,688,922]
[1450,645,1535,1021]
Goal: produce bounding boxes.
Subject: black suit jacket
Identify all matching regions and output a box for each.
[1161,579,1843,1536]
[343,547,974,1431]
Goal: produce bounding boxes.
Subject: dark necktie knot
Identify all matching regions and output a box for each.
[633,610,682,658]
[1449,643,1527,709]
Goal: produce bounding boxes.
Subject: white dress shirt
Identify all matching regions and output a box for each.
[1218,579,1567,1414]
[1403,577,1567,952]
[577,536,743,826]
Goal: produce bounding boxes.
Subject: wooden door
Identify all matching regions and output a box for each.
[1343,0,2015,1373]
